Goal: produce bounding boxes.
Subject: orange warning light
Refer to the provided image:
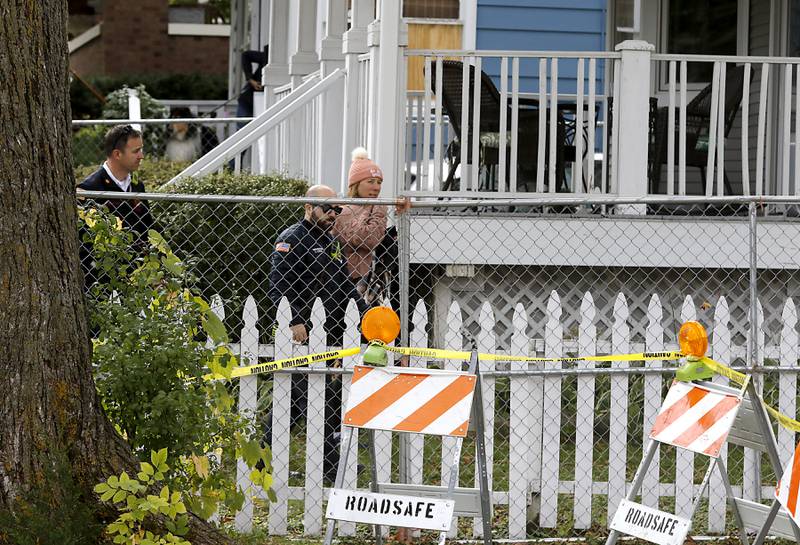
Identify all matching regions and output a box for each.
[361,306,401,344]
[679,321,708,358]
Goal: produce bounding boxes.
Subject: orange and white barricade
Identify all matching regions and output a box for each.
[608,377,800,545]
[323,350,492,545]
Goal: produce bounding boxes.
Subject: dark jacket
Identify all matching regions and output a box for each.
[237,48,269,114]
[78,167,154,235]
[268,220,367,335]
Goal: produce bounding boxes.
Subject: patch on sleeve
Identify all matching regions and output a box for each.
[275,242,291,253]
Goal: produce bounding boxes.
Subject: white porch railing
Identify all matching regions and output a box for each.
[649,54,800,197]
[402,50,620,198]
[266,71,322,181]
[221,292,800,538]
[399,47,800,200]
[164,70,343,187]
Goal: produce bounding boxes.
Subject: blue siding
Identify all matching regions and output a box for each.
[476,0,608,95]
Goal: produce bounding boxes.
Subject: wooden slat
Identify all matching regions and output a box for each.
[442,301,463,539]
[473,301,496,538]
[539,291,563,527]
[743,301,765,500]
[508,302,531,539]
[778,299,798,466]
[708,296,732,532]
[337,300,362,536]
[573,292,596,528]
[641,295,663,508]
[408,298,429,539]
[675,296,697,518]
[267,297,291,534]
[303,298,327,535]
[607,294,630,521]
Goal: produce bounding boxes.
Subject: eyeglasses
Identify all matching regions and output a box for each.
[318,204,343,215]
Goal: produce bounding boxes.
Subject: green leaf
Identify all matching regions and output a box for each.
[112,490,127,504]
[148,230,171,254]
[94,483,110,494]
[202,311,228,344]
[190,453,210,479]
[194,496,217,520]
[239,438,262,467]
[161,253,184,276]
[151,448,168,467]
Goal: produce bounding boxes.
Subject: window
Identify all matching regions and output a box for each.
[664,0,738,82]
[616,0,641,33]
[403,0,459,20]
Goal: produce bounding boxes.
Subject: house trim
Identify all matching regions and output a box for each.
[68,23,101,54]
[461,0,477,50]
[404,18,463,25]
[167,23,231,37]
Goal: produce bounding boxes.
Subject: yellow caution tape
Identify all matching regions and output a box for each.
[202,338,800,434]
[698,357,800,432]
[697,357,748,385]
[203,347,360,381]
[764,404,800,433]
[377,342,684,364]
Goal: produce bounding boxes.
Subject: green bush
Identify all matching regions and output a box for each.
[151,172,309,342]
[80,207,274,523]
[72,125,106,168]
[71,73,228,120]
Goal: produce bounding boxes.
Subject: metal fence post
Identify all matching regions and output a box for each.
[748,199,762,501]
[396,206,412,492]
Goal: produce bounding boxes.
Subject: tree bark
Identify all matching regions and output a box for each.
[0,3,227,543]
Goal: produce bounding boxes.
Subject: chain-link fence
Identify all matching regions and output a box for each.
[77,191,800,540]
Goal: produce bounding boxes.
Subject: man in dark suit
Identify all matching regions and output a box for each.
[77,125,154,289]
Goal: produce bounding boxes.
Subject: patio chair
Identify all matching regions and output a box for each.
[649,64,748,195]
[430,60,565,192]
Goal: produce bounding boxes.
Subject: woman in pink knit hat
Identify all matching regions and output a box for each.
[331,147,388,302]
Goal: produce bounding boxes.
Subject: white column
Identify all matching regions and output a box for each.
[371,0,407,200]
[253,90,266,173]
[318,0,346,188]
[263,0,290,172]
[287,1,319,178]
[289,0,319,88]
[613,40,654,214]
[339,0,373,193]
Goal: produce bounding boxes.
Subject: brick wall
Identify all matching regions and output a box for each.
[69,0,228,77]
[166,35,228,75]
[70,37,105,77]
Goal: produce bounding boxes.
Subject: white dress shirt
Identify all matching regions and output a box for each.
[102,161,131,192]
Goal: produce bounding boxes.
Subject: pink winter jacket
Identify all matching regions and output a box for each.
[331,204,388,280]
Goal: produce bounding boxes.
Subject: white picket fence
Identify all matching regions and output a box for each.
[214,291,800,538]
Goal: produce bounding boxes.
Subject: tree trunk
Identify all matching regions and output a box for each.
[0,4,227,543]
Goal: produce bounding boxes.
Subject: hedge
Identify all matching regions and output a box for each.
[151,170,309,341]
